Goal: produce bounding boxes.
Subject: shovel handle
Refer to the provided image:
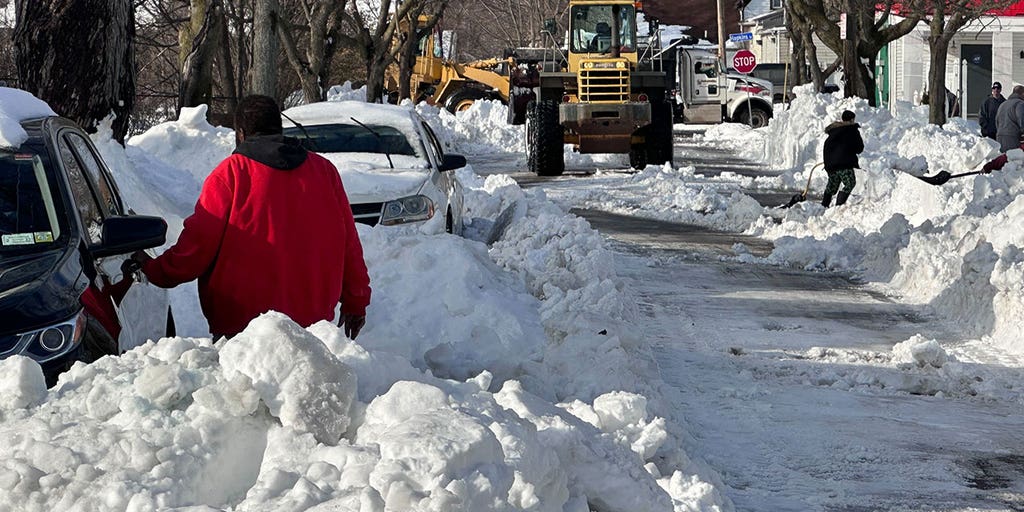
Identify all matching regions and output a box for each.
[803,162,824,195]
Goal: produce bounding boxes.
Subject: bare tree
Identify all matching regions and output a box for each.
[787,0,923,105]
[908,0,1016,125]
[14,0,136,143]
[394,0,448,102]
[179,0,224,109]
[251,0,279,97]
[278,0,347,104]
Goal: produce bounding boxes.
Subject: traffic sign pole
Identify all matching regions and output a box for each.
[732,49,758,128]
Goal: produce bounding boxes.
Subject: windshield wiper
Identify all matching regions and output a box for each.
[349,116,394,169]
[280,112,319,152]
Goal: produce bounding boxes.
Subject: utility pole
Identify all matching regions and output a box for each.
[717,0,726,70]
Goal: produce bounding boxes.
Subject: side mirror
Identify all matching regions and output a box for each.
[92,215,167,258]
[440,154,467,172]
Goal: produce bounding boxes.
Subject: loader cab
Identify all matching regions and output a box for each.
[568,3,637,66]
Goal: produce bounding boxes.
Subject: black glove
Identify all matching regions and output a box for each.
[338,314,366,340]
[121,251,151,277]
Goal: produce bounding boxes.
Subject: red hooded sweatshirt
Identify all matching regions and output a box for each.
[143,135,371,336]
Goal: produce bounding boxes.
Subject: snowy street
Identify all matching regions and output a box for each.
[480,130,1024,511]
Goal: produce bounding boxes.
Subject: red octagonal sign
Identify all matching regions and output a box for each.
[732,50,757,74]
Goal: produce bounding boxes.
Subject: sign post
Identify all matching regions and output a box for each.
[732,50,758,127]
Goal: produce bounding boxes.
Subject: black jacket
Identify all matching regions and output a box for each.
[980,94,1006,138]
[823,121,864,172]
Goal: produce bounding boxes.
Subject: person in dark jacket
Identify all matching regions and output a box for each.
[996,85,1024,152]
[132,95,372,339]
[979,82,1005,140]
[821,110,864,207]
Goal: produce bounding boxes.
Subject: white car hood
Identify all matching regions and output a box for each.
[321,153,430,204]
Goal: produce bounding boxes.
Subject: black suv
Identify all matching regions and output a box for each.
[1,115,171,385]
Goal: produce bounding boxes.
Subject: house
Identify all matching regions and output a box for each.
[884,2,1024,118]
[739,0,1024,116]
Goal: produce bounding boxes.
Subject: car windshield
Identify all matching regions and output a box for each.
[570,4,636,53]
[284,124,418,156]
[1,146,65,256]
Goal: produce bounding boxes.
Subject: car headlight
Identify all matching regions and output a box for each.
[380,195,435,226]
[18,312,87,363]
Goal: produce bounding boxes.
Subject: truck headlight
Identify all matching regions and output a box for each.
[380,195,435,225]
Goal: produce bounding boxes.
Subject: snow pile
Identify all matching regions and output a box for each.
[126,104,235,185]
[326,81,367,102]
[417,100,525,156]
[891,334,951,368]
[0,357,46,410]
[0,87,57,149]
[0,95,733,510]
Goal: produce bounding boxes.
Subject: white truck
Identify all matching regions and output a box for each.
[672,46,774,128]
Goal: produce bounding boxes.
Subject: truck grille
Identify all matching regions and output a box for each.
[579,67,629,103]
[351,202,383,227]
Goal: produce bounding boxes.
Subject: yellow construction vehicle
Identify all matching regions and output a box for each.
[385,17,538,123]
[389,1,673,176]
[524,0,674,175]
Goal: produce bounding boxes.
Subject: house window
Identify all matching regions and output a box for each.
[770,0,783,9]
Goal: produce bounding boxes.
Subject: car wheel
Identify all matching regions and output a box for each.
[738,106,772,129]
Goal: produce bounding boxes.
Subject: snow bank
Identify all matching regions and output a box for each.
[126,104,235,186]
[1,95,732,511]
[0,87,57,149]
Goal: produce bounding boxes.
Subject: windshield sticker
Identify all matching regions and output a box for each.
[2,233,36,246]
[14,154,34,161]
[34,232,54,243]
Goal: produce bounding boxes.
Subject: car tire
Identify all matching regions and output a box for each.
[81,314,119,363]
[527,100,564,176]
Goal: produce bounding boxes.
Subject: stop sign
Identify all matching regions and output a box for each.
[732,50,757,74]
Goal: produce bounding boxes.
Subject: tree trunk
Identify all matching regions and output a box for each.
[179,0,222,110]
[252,0,279,97]
[14,0,135,143]
[217,7,237,113]
[397,18,421,102]
[801,29,825,92]
[366,54,390,103]
[927,37,950,126]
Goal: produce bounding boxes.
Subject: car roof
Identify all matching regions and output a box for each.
[1,87,58,150]
[282,101,420,130]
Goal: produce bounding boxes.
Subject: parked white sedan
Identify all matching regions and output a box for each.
[281,101,466,235]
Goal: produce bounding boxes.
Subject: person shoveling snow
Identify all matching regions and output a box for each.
[821,110,864,208]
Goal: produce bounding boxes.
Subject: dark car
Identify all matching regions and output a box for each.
[1,115,172,386]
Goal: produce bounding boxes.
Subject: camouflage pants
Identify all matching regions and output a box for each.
[824,168,856,196]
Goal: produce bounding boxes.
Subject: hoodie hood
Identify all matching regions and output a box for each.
[233,134,308,170]
[825,121,858,133]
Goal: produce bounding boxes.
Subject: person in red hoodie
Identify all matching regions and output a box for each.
[131,95,371,339]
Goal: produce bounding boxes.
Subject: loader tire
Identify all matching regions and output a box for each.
[527,100,564,176]
[445,88,488,114]
[646,100,675,166]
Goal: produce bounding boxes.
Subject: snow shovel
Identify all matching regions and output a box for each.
[782,162,824,208]
[914,169,988,186]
